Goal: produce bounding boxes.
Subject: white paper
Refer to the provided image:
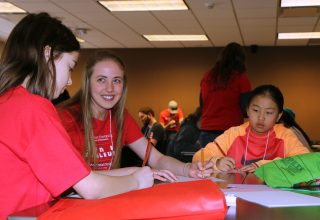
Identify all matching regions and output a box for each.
[237,190,320,207]
[223,186,320,208]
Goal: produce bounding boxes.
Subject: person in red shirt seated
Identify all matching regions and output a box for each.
[0,13,154,220]
[159,100,184,155]
[57,51,212,182]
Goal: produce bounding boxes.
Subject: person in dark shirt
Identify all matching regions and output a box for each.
[172,107,201,162]
[138,107,166,154]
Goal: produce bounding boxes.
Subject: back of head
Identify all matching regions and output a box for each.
[0,12,80,99]
[221,42,246,68]
[279,109,295,128]
[138,106,155,117]
[212,42,246,88]
[186,106,201,124]
[248,84,284,113]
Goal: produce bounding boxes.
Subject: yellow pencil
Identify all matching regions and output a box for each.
[201,148,204,177]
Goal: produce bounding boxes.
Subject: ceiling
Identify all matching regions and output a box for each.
[1,0,320,48]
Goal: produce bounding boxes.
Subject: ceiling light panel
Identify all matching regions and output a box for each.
[143,35,208,41]
[281,0,320,7]
[99,0,188,11]
[0,2,26,13]
[278,32,320,39]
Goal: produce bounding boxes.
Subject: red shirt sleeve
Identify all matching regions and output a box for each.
[26,106,90,196]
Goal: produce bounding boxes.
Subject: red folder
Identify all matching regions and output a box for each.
[38,180,227,220]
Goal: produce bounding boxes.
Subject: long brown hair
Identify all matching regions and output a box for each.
[62,51,127,169]
[0,13,80,98]
[210,42,246,90]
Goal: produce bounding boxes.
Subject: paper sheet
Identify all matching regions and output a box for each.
[222,184,320,207]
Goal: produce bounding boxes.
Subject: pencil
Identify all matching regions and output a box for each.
[201,148,204,177]
[142,132,153,166]
[214,141,226,156]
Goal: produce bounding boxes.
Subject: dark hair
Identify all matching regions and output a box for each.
[279,110,311,145]
[248,84,284,113]
[185,107,201,124]
[138,106,155,117]
[0,12,80,99]
[211,42,246,89]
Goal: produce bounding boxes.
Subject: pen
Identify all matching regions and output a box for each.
[201,148,204,177]
[142,132,153,166]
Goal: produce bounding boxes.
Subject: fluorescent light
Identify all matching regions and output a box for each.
[99,0,188,11]
[0,2,26,13]
[281,0,320,7]
[278,32,320,39]
[76,36,85,43]
[143,35,208,41]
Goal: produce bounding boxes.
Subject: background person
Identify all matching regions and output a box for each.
[159,100,184,155]
[199,42,252,148]
[138,106,166,154]
[171,107,202,162]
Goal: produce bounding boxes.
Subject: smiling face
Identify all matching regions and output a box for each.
[53,51,79,99]
[247,94,282,134]
[89,59,124,118]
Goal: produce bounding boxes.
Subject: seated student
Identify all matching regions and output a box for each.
[193,84,310,173]
[138,106,166,154]
[279,108,312,151]
[159,100,184,154]
[121,106,166,167]
[0,13,154,220]
[171,107,202,162]
[57,51,212,182]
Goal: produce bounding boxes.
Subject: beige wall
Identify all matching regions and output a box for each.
[1,43,320,141]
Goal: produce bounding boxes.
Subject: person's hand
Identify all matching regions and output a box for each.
[238,164,257,173]
[167,120,176,126]
[188,161,214,179]
[153,169,177,182]
[216,157,236,172]
[131,166,154,189]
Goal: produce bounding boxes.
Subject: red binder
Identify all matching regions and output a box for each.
[38,180,227,220]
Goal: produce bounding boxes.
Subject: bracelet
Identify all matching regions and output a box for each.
[210,156,223,172]
[183,162,191,177]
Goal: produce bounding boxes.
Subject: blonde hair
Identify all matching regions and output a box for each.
[62,51,126,169]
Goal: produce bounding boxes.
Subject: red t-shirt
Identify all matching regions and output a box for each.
[0,86,90,220]
[159,107,184,132]
[200,71,251,130]
[58,104,143,170]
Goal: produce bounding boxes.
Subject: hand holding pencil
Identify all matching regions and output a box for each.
[187,148,214,178]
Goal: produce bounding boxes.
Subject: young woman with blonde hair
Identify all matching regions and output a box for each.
[58,51,212,181]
